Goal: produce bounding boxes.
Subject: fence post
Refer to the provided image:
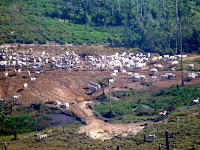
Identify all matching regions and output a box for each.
[158,143,161,150]
[144,134,146,142]
[176,116,178,134]
[4,142,6,150]
[165,131,169,150]
[63,125,65,133]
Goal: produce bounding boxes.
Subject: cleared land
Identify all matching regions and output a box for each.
[0,44,200,140]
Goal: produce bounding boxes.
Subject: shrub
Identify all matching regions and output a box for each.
[5,38,16,43]
[24,38,35,44]
[0,40,4,45]
[38,38,46,44]
[45,101,56,104]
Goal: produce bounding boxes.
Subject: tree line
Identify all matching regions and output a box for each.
[0,0,200,54]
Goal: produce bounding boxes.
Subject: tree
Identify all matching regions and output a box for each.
[97,76,108,96]
[0,115,37,140]
[36,0,40,31]
[11,2,25,25]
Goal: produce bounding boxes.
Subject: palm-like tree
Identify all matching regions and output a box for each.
[97,76,108,96]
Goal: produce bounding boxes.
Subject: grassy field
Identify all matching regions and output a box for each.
[0,86,200,149]
[0,105,200,150]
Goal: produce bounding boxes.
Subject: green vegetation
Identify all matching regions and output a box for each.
[176,59,200,71]
[0,103,68,139]
[94,85,200,123]
[1,0,200,54]
[97,77,108,95]
[0,106,200,149]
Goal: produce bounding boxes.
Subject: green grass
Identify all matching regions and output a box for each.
[0,106,200,150]
[94,85,200,123]
[175,59,200,71]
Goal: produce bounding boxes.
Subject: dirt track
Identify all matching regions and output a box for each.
[0,45,200,140]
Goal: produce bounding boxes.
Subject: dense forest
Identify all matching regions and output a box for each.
[1,0,200,54]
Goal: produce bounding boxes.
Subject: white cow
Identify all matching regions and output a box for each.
[24,83,28,89]
[39,134,47,140]
[193,97,199,104]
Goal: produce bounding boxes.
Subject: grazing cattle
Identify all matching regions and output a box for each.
[55,101,61,105]
[91,72,95,76]
[161,74,168,80]
[39,134,47,140]
[60,102,69,108]
[148,134,156,140]
[30,77,36,82]
[13,69,21,75]
[187,64,194,69]
[187,73,198,80]
[171,67,175,72]
[24,83,28,89]
[0,98,6,102]
[193,97,199,104]
[27,71,31,77]
[109,79,114,83]
[149,76,157,81]
[172,61,178,66]
[149,68,158,74]
[159,110,168,116]
[13,94,21,100]
[111,72,117,78]
[4,72,8,78]
[152,57,157,62]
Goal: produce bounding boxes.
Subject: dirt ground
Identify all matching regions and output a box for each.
[0,44,200,140]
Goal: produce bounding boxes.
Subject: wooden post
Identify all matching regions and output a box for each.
[4,142,6,150]
[63,125,65,133]
[176,116,178,134]
[116,145,120,150]
[108,79,112,117]
[165,131,169,150]
[144,134,146,142]
[158,143,161,150]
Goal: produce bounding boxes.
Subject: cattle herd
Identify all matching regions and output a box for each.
[0,46,200,103]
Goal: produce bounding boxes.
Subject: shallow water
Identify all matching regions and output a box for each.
[47,114,77,128]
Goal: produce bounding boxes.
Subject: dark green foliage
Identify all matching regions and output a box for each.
[112,90,136,98]
[38,38,46,44]
[0,103,65,137]
[0,40,4,45]
[140,81,152,86]
[0,0,200,54]
[0,114,37,137]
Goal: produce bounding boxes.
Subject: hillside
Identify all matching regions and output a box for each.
[1,0,200,54]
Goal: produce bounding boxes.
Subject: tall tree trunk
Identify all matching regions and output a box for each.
[118,0,121,13]
[136,0,139,15]
[142,0,145,16]
[176,0,179,54]
[31,0,34,12]
[162,0,166,20]
[180,19,184,86]
[108,79,113,117]
[14,132,18,140]
[36,0,40,31]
